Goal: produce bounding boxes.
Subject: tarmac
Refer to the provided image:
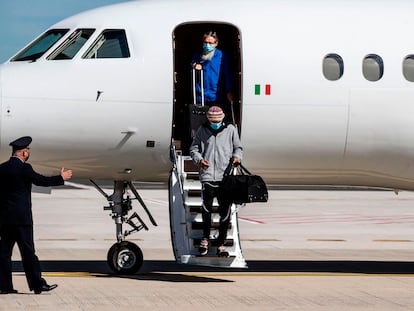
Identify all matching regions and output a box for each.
[2,186,414,310]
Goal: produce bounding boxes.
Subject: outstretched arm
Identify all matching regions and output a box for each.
[60,167,73,181]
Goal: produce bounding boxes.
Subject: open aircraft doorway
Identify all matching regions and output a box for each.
[172,22,242,155]
[169,23,247,268]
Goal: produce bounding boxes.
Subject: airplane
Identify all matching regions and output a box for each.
[2,0,414,274]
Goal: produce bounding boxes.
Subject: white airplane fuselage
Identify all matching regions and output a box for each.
[1,0,414,190]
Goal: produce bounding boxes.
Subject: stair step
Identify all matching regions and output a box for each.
[179,254,247,268]
[192,222,232,230]
[184,197,201,206]
[193,254,236,259]
[182,178,201,189]
[189,205,220,213]
[184,160,199,172]
[193,238,234,247]
[185,172,199,180]
[187,189,201,197]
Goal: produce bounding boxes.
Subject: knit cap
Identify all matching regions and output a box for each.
[207,106,225,122]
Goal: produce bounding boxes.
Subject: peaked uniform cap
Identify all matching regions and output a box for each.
[9,136,32,150]
[207,106,225,122]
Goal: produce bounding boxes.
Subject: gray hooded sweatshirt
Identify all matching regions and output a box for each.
[190,122,243,182]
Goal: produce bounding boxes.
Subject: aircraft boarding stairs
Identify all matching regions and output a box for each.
[169,149,247,268]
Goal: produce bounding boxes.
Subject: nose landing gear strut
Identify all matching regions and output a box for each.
[90,180,157,274]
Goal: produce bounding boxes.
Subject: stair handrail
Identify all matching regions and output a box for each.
[170,140,184,195]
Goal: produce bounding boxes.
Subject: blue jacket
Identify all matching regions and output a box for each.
[0,157,64,225]
[192,49,232,103]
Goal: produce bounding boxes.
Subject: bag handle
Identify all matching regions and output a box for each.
[223,161,252,177]
[223,161,234,178]
[238,163,252,175]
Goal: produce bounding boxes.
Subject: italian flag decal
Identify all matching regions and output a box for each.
[255,84,271,95]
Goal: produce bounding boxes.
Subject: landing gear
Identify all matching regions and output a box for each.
[107,241,143,274]
[90,180,157,274]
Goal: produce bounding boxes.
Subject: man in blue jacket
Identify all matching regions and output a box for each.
[0,136,72,294]
[192,31,234,108]
[190,106,242,257]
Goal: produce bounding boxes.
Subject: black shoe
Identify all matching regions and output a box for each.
[199,238,209,256]
[34,284,58,294]
[0,289,18,294]
[216,245,229,257]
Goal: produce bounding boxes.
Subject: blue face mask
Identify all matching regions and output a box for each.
[210,122,222,130]
[203,43,216,53]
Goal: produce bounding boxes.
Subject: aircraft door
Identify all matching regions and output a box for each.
[169,22,246,268]
[172,22,242,155]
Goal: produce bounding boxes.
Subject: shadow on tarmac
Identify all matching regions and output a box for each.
[12,259,414,281]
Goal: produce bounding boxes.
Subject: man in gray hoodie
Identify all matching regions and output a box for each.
[190,106,243,257]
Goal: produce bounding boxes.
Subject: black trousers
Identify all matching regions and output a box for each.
[201,181,232,246]
[0,225,43,291]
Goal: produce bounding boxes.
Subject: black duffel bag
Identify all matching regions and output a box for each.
[221,163,268,204]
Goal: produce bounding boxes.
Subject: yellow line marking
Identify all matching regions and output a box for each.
[38,238,144,241]
[183,272,414,277]
[241,238,281,242]
[42,272,108,277]
[36,272,414,278]
[373,239,414,243]
[104,238,143,241]
[38,238,78,241]
[307,239,346,242]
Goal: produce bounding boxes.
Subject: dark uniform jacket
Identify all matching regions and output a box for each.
[0,157,64,225]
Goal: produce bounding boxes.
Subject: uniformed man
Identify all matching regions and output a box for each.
[0,136,72,294]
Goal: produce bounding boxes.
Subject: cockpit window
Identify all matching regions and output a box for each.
[83,29,130,59]
[11,29,69,62]
[47,29,95,60]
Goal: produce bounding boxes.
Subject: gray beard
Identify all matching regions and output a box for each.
[201,49,215,61]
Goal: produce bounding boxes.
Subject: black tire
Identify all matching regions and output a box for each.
[107,241,143,274]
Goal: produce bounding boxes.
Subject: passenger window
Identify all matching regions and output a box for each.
[11,29,69,62]
[323,54,344,81]
[83,29,130,59]
[363,54,384,81]
[403,55,414,82]
[48,29,95,60]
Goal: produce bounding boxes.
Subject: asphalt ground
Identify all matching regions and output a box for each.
[1,187,414,310]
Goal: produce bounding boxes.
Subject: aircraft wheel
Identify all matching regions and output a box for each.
[107,241,143,274]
